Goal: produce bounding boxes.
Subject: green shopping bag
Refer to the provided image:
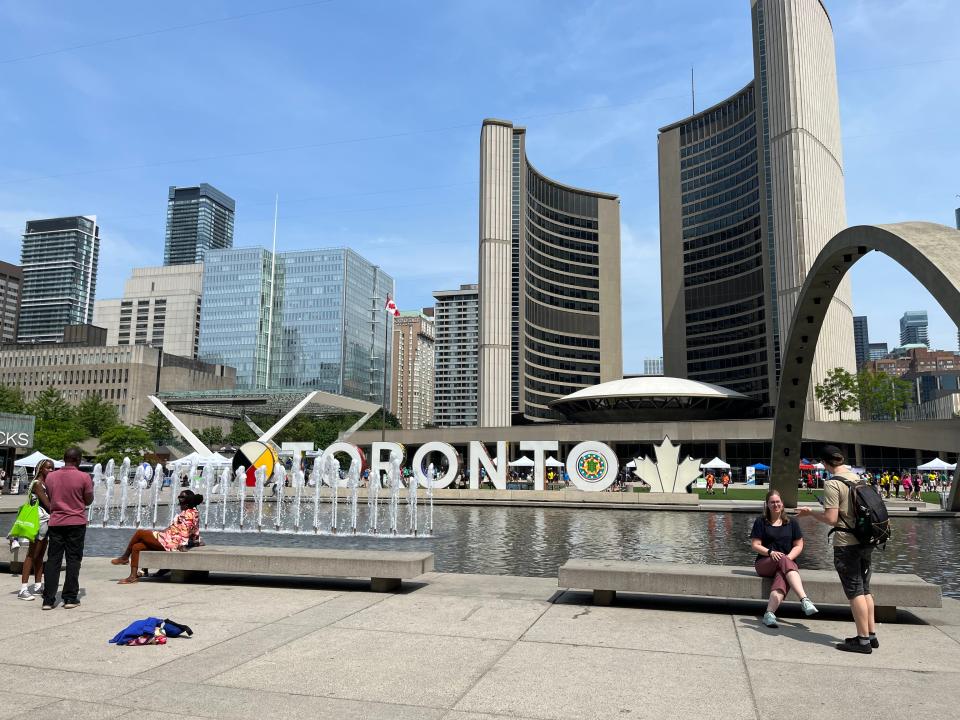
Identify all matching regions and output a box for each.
[8,497,40,541]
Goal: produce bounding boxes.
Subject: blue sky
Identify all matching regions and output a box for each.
[0,0,958,370]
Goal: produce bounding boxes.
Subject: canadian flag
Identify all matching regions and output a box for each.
[384,294,400,317]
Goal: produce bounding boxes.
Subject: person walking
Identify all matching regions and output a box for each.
[798,445,878,654]
[40,448,93,610]
[721,472,730,495]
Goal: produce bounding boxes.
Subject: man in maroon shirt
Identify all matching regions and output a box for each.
[37,447,93,610]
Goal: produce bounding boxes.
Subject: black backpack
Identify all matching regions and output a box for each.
[829,477,892,548]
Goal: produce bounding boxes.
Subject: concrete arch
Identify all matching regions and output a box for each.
[770,222,960,508]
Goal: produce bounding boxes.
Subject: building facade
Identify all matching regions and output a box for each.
[0,262,22,344]
[0,344,235,424]
[478,119,623,426]
[433,284,479,427]
[18,216,100,344]
[899,310,929,347]
[93,264,204,359]
[643,357,664,376]
[853,316,869,369]
[391,311,435,430]
[658,0,857,420]
[164,184,235,266]
[198,247,394,405]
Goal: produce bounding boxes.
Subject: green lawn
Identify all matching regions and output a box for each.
[691,488,942,504]
[693,488,823,502]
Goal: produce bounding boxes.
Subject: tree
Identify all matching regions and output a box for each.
[140,408,175,445]
[857,369,914,421]
[96,425,153,464]
[34,424,86,459]
[0,384,25,414]
[75,393,120,437]
[28,387,86,456]
[194,425,225,449]
[814,368,858,420]
[28,387,75,424]
[226,419,257,446]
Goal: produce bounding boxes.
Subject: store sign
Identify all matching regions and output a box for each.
[0,413,35,449]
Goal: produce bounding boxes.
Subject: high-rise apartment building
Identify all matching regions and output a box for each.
[93,264,204,359]
[391,311,435,430]
[0,262,22,344]
[658,0,856,420]
[18,215,99,344]
[478,119,623,426]
[853,316,870,369]
[643,356,664,376]
[868,342,889,361]
[433,284,479,427]
[198,247,393,405]
[899,310,929,347]
[164,184,235,265]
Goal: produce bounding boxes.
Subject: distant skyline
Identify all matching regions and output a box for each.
[1,0,958,370]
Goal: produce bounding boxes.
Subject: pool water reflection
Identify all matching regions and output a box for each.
[84,505,960,597]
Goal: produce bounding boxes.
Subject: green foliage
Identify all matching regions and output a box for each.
[226,419,257,446]
[814,368,858,420]
[28,387,75,424]
[856,370,914,421]
[34,425,86,459]
[0,384,25,414]
[140,408,175,445]
[360,408,401,432]
[27,387,86,456]
[75,393,120,437]
[96,425,153,464]
[194,425,225,449]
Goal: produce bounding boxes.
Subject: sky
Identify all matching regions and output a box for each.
[0,0,958,371]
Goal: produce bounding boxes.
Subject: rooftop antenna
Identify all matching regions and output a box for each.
[691,66,696,115]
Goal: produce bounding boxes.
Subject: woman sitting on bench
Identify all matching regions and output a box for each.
[111,490,203,584]
[750,489,818,628]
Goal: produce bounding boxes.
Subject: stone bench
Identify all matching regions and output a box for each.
[139,546,434,592]
[1,545,24,574]
[558,559,942,622]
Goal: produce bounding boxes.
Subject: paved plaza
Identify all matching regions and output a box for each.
[2,558,960,720]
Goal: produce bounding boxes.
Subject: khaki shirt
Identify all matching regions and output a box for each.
[823,470,860,547]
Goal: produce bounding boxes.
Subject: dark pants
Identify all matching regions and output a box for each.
[43,524,86,605]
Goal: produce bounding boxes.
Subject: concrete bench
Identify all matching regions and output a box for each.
[1,545,24,574]
[558,559,942,622]
[139,546,434,592]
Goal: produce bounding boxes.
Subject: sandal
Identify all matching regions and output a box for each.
[118,576,139,585]
[111,557,129,565]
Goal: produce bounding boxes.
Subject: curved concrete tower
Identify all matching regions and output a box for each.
[658,0,856,421]
[753,0,857,420]
[479,119,622,426]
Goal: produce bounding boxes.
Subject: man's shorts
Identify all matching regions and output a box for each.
[833,544,873,599]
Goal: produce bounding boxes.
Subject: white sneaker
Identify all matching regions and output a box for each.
[762,611,778,628]
[17,588,34,601]
[800,597,819,616]
[30,583,43,595]
[9,539,20,550]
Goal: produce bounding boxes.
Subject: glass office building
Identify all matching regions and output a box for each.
[18,215,100,344]
[198,247,393,405]
[164,184,236,265]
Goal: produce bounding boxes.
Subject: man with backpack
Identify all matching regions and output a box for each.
[798,445,890,654]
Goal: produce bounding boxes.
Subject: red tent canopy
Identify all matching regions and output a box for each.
[798,463,815,470]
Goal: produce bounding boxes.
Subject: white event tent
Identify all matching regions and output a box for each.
[545,456,564,467]
[700,457,731,470]
[508,456,535,467]
[917,457,956,471]
[13,451,63,468]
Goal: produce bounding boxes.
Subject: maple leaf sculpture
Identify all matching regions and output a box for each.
[632,436,702,493]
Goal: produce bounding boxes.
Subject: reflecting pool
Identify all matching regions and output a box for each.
[84,505,960,597]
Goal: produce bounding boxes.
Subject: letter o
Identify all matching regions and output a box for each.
[320,442,365,488]
[412,442,458,488]
[566,441,619,492]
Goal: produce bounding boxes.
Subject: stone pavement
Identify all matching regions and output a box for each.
[2,559,960,720]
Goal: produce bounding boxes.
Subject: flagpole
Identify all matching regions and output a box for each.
[381,303,389,444]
